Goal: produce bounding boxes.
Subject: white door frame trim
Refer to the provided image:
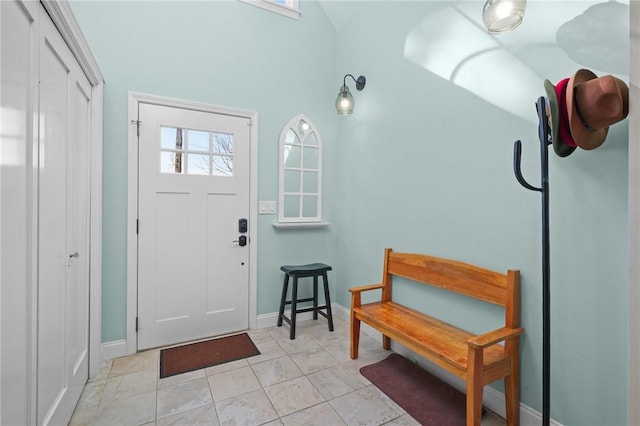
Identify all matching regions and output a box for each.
[126,92,258,355]
[41,0,104,378]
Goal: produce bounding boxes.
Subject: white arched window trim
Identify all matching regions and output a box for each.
[274,114,329,229]
[239,0,300,20]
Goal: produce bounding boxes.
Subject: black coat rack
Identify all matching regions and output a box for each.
[513,96,551,426]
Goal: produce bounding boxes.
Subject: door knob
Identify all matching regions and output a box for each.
[233,236,247,246]
[67,252,79,267]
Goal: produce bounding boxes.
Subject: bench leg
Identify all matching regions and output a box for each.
[504,373,520,426]
[504,340,521,426]
[466,347,484,426]
[382,335,391,350]
[350,315,360,359]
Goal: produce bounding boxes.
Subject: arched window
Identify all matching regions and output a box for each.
[277,114,325,225]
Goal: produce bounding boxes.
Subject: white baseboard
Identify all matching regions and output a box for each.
[263,303,563,426]
[256,311,280,329]
[331,303,349,321]
[101,339,127,360]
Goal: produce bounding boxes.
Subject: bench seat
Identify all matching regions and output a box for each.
[354,301,512,376]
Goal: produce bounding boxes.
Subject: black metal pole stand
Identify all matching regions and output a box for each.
[513,96,551,426]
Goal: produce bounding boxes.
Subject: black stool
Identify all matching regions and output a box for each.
[277,263,334,340]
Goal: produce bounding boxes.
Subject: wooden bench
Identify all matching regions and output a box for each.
[350,248,523,426]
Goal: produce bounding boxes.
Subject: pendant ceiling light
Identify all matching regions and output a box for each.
[482,0,527,35]
[335,74,366,115]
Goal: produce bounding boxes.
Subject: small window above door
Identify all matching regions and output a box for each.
[159,126,233,176]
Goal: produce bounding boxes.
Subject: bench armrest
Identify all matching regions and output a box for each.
[467,327,524,349]
[349,283,385,294]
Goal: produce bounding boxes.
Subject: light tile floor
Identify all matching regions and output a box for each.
[70,316,506,426]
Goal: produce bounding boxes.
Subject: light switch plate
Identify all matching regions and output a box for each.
[259,200,276,214]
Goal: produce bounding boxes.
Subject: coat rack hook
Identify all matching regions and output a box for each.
[513,140,543,192]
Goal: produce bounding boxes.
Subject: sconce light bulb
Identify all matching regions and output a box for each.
[496,2,517,21]
[335,87,354,114]
[299,120,311,133]
[483,0,526,35]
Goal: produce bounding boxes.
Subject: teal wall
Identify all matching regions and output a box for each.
[72,1,629,425]
[330,2,628,426]
[70,0,338,341]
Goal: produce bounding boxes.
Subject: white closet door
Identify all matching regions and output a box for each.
[37,6,91,425]
[0,1,38,424]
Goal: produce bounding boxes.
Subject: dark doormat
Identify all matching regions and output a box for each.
[360,353,466,426]
[159,333,260,378]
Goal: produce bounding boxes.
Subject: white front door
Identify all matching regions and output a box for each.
[37,6,91,425]
[137,103,251,350]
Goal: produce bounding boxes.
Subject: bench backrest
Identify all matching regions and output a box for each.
[382,248,520,328]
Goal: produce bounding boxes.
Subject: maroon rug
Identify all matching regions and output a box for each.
[160,333,260,378]
[360,353,466,425]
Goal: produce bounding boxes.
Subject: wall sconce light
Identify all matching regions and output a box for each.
[335,74,366,115]
[482,0,526,35]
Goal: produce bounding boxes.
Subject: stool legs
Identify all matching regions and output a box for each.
[277,273,289,327]
[290,276,298,340]
[277,268,334,340]
[313,276,319,320]
[322,272,334,332]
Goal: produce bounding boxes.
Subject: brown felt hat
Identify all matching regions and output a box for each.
[566,69,629,150]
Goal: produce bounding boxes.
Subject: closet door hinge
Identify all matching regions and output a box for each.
[135,317,139,332]
[131,119,142,136]
[136,219,139,234]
